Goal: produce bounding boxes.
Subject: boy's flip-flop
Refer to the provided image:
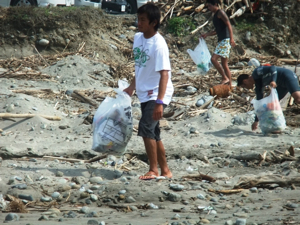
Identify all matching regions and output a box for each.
[139,174,157,180]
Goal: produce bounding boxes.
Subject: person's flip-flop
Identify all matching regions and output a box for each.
[139,174,157,180]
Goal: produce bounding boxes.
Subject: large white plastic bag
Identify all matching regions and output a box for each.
[187,38,212,74]
[92,80,133,155]
[251,88,286,134]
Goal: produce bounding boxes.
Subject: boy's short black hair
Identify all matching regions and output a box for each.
[137,2,160,31]
[237,74,250,86]
[206,0,220,5]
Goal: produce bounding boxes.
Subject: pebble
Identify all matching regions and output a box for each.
[197,194,205,200]
[169,184,185,191]
[119,190,126,194]
[38,215,49,221]
[80,192,89,199]
[99,221,105,225]
[38,39,49,46]
[286,202,299,208]
[130,206,138,211]
[171,213,181,220]
[225,220,233,225]
[200,218,210,223]
[41,196,52,202]
[65,211,77,218]
[80,206,90,214]
[125,196,136,203]
[89,177,103,184]
[250,187,258,193]
[5,213,20,221]
[51,192,61,199]
[6,104,14,112]
[90,194,98,202]
[148,203,159,209]
[55,171,64,177]
[18,194,34,201]
[12,183,27,189]
[90,185,101,190]
[87,220,98,225]
[235,218,247,225]
[167,192,181,202]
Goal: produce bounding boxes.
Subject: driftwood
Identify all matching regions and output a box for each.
[230,151,267,161]
[66,90,99,107]
[234,175,300,189]
[182,173,216,182]
[0,113,61,121]
[229,91,248,104]
[208,188,244,194]
[43,154,107,163]
[198,95,217,109]
[230,6,246,19]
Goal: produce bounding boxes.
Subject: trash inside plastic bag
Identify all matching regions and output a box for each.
[92,80,133,155]
[187,38,212,74]
[251,88,286,134]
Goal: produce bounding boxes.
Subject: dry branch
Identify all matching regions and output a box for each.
[182,173,216,182]
[0,113,61,121]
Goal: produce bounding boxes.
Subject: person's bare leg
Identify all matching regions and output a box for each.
[211,54,229,84]
[221,57,232,86]
[156,140,172,178]
[140,137,159,178]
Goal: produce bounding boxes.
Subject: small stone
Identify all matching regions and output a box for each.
[197,194,205,200]
[89,177,103,184]
[250,187,258,193]
[41,196,52,202]
[51,192,61,199]
[38,39,49,46]
[80,206,90,214]
[125,196,136,203]
[6,104,14,112]
[18,194,34,201]
[65,211,77,218]
[38,215,49,221]
[90,194,98,202]
[286,202,299,208]
[56,171,64,177]
[99,221,105,225]
[201,218,210,223]
[235,218,247,225]
[169,184,185,191]
[12,183,27,189]
[171,213,181,220]
[5,213,20,221]
[80,192,89,199]
[119,190,126,194]
[167,192,181,202]
[87,220,98,225]
[225,220,233,225]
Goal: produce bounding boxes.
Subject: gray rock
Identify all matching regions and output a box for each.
[286,202,299,208]
[224,220,233,225]
[87,220,98,225]
[250,187,258,193]
[38,215,49,221]
[38,39,50,46]
[99,221,105,225]
[90,194,98,202]
[5,213,20,221]
[167,192,181,202]
[41,196,52,202]
[80,206,90,214]
[89,177,103,184]
[65,211,77,218]
[118,190,126,194]
[18,194,34,201]
[56,171,64,177]
[169,184,185,191]
[235,218,247,225]
[12,183,27,189]
[6,104,15,112]
[125,196,136,203]
[51,192,61,199]
[197,194,205,200]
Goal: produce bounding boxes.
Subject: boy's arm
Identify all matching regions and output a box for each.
[153,70,169,121]
[201,30,216,39]
[268,66,278,88]
[219,10,235,46]
[123,78,136,97]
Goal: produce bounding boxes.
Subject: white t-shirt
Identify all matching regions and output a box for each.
[133,32,174,104]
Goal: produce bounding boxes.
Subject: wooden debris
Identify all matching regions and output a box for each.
[234,175,300,189]
[231,151,267,162]
[0,113,61,121]
[43,154,108,163]
[182,173,216,182]
[208,188,244,194]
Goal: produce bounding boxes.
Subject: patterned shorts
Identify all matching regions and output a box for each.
[214,38,231,58]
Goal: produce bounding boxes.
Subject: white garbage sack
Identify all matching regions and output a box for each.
[251,88,286,134]
[92,80,133,155]
[187,38,212,75]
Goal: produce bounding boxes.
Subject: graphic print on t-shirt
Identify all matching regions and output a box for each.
[133,45,150,68]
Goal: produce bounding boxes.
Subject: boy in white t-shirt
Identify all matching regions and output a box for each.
[124,2,174,180]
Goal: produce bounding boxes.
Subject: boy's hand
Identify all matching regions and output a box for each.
[200,33,208,39]
[270,81,277,88]
[123,87,135,97]
[230,38,236,47]
[153,104,163,121]
[252,121,259,131]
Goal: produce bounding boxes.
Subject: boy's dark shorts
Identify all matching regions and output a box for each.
[138,100,166,141]
[277,71,300,99]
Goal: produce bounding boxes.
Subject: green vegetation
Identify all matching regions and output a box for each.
[167,17,196,37]
[235,19,258,32]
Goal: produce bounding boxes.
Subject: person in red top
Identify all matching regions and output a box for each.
[201,0,235,86]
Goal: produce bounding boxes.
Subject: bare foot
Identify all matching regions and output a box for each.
[139,171,159,180]
[221,79,230,85]
[161,171,173,179]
